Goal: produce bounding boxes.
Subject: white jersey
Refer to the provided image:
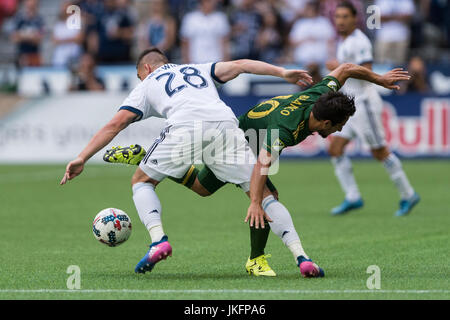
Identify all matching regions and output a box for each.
[119,62,237,125]
[335,30,386,148]
[336,28,377,100]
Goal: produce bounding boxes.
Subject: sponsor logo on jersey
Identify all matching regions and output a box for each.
[272,138,285,152]
[327,80,338,91]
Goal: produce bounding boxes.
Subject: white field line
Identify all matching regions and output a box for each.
[0,289,449,294]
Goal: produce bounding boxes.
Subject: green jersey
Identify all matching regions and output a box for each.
[238,76,341,155]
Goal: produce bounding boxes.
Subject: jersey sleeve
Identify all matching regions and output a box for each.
[210,61,227,86]
[353,36,373,65]
[189,61,227,87]
[306,76,342,97]
[263,125,293,156]
[118,82,148,122]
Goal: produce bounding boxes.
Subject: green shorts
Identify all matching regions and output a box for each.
[197,165,278,195]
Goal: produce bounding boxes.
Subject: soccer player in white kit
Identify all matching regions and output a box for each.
[326,2,420,216]
[60,48,324,275]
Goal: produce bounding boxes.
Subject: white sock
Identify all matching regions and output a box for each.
[148,225,165,243]
[331,155,361,202]
[382,153,415,200]
[132,182,165,243]
[262,195,309,261]
[287,240,308,261]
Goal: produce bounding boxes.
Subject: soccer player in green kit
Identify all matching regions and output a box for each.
[105,62,410,277]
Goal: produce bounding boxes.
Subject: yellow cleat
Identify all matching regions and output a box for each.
[245,254,276,277]
[103,144,146,165]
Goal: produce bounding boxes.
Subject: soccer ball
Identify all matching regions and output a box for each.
[92,208,132,247]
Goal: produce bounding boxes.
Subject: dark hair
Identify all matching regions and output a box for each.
[336,1,357,16]
[136,47,169,69]
[312,91,355,125]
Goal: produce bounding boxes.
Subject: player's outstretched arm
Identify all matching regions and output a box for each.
[245,149,274,229]
[329,63,411,90]
[60,110,137,185]
[214,59,313,86]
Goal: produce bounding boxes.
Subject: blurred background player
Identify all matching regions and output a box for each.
[326,1,420,216]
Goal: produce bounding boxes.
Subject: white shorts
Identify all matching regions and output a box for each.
[334,91,386,149]
[139,120,256,192]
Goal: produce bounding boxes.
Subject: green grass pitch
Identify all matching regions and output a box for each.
[0,160,449,300]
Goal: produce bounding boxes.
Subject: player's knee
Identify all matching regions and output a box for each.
[131,169,158,187]
[191,179,212,197]
[191,184,212,197]
[131,171,143,185]
[196,189,212,197]
[272,190,279,200]
[328,144,344,157]
[329,137,350,157]
[371,147,390,161]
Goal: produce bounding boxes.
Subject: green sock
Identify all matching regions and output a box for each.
[249,220,271,259]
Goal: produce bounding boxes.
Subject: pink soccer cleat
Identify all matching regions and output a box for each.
[135,235,172,274]
[297,256,325,278]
